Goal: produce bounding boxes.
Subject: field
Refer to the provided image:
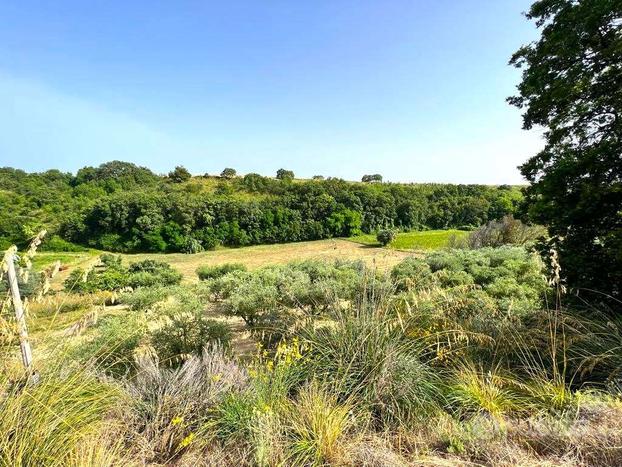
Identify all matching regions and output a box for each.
[41,238,413,288]
[348,229,468,250]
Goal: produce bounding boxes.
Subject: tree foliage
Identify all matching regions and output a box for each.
[510,0,622,298]
[0,161,522,252]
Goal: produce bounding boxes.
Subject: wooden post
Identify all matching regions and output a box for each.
[4,249,34,372]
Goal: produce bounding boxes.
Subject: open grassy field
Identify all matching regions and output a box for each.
[119,238,411,282]
[348,229,468,250]
[38,238,413,288]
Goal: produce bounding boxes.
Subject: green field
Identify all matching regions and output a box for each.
[348,229,469,250]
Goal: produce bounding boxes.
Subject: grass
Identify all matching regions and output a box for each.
[348,229,469,251]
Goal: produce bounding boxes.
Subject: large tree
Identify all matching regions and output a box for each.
[510,0,622,299]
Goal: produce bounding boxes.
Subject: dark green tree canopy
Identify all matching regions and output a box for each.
[168,166,192,183]
[220,168,237,179]
[362,174,383,183]
[276,168,295,180]
[510,0,622,298]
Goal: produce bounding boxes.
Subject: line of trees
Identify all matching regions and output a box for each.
[0,161,523,253]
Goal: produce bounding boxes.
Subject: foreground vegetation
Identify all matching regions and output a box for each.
[2,227,621,465]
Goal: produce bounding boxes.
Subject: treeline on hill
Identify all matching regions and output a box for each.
[0,161,522,253]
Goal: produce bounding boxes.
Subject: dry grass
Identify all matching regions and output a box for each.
[120,239,411,283]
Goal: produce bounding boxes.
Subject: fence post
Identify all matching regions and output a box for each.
[3,247,34,373]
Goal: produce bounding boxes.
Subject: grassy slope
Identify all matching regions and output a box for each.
[348,229,469,250]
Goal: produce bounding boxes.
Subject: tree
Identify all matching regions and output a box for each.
[362,174,383,183]
[509,0,622,299]
[276,168,294,181]
[312,175,325,180]
[220,168,237,179]
[168,166,191,183]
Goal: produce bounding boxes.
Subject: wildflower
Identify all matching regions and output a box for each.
[171,416,184,426]
[179,432,195,448]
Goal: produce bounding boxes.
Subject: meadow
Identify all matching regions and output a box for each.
[2,218,622,466]
[348,229,469,250]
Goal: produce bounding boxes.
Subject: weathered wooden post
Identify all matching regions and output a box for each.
[3,246,34,372]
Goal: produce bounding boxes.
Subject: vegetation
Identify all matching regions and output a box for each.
[375,228,396,246]
[64,255,182,293]
[3,240,622,465]
[350,228,469,250]
[0,161,522,253]
[1,1,621,464]
[510,0,622,299]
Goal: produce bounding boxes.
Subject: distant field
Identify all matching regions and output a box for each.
[38,238,413,287]
[348,229,468,250]
[39,231,464,288]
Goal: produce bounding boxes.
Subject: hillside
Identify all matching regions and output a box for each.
[0,161,522,253]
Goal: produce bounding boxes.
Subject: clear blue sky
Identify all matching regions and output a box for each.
[0,0,542,183]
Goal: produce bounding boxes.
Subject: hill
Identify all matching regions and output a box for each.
[0,161,522,253]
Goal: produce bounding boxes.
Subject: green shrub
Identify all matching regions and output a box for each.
[150,315,232,366]
[40,235,88,252]
[119,286,171,311]
[196,263,247,281]
[299,310,442,426]
[391,257,437,291]
[376,229,396,246]
[77,313,147,376]
[64,257,182,293]
[149,290,231,365]
[467,215,546,249]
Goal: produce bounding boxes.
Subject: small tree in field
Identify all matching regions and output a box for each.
[362,174,383,183]
[276,168,294,181]
[168,166,191,183]
[220,168,237,179]
[377,229,396,246]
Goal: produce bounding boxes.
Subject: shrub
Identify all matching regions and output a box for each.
[150,314,232,366]
[40,235,88,252]
[299,309,442,426]
[222,268,284,326]
[391,257,437,291]
[376,229,396,246]
[168,165,191,183]
[220,167,237,178]
[196,263,247,281]
[118,286,171,311]
[77,313,147,376]
[467,215,546,249]
[285,382,352,466]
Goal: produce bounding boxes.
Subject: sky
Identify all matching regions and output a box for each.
[0,0,543,184]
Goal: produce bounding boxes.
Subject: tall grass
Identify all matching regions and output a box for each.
[0,365,123,467]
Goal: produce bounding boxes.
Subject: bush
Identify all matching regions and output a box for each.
[40,235,88,252]
[196,263,247,281]
[377,229,396,246]
[168,166,191,183]
[220,167,237,178]
[391,257,437,291]
[119,286,171,311]
[299,309,442,426]
[64,257,182,293]
[149,290,231,365]
[467,215,545,249]
[150,314,232,366]
[124,349,248,462]
[77,313,147,376]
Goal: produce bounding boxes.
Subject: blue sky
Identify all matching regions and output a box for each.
[0,1,541,183]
